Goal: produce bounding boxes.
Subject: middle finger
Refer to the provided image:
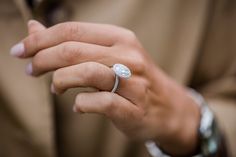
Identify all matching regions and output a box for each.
[28,41,114,76]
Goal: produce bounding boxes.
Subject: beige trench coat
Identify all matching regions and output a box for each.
[0,0,235,157]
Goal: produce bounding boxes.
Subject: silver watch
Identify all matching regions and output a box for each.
[145,89,221,157]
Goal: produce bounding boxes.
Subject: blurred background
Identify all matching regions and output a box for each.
[0,0,235,157]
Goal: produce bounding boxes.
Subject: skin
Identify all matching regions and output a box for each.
[11,20,200,156]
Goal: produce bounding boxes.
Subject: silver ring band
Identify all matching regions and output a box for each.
[111,75,119,93]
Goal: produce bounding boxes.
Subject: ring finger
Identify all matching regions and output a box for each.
[52,62,146,105]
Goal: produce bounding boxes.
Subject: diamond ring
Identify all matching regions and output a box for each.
[111,64,131,93]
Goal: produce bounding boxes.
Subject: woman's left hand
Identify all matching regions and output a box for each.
[11,20,200,156]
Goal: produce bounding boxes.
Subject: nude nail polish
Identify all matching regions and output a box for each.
[25,63,33,75]
[51,84,56,94]
[73,106,77,112]
[10,43,25,57]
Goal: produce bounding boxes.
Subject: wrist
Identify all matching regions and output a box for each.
[155,85,201,156]
[145,88,226,157]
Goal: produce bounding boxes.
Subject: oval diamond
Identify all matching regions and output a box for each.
[112,64,131,79]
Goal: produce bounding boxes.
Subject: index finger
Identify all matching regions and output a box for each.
[12,22,125,58]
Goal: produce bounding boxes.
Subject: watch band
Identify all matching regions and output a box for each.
[190,89,221,157]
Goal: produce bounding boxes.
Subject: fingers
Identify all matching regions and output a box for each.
[10,20,46,57]
[21,22,128,57]
[27,20,46,34]
[73,91,142,122]
[27,41,112,76]
[52,62,115,94]
[52,62,147,104]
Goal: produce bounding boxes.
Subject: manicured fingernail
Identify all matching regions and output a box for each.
[73,105,77,112]
[25,63,33,75]
[51,84,56,94]
[10,42,25,57]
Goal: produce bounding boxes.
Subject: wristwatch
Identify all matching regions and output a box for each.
[190,89,221,157]
[145,89,222,157]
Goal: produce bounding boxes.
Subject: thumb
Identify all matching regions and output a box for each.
[27,20,46,34]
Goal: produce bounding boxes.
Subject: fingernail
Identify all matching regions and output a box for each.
[25,63,33,75]
[51,84,56,94]
[10,42,25,57]
[73,105,77,112]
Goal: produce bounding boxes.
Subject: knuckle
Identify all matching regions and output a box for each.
[59,42,80,64]
[82,62,103,84]
[135,58,146,73]
[85,62,100,72]
[125,29,137,39]
[122,29,137,44]
[62,22,80,40]
[83,62,99,73]
[27,34,40,50]
[130,52,147,74]
[32,52,44,70]
[84,61,97,70]
[140,79,150,96]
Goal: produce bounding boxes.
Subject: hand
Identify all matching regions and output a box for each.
[11,20,200,156]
